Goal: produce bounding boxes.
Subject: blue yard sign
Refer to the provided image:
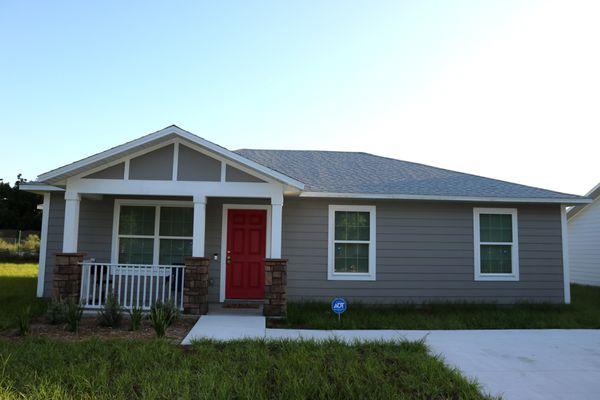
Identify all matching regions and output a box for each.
[331,298,347,319]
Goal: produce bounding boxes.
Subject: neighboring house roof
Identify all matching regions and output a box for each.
[236,149,589,203]
[36,125,305,189]
[567,182,600,219]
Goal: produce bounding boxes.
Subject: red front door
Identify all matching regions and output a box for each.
[225,209,267,299]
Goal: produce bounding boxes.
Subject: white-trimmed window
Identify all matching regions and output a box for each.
[113,201,193,265]
[473,208,519,281]
[328,205,376,281]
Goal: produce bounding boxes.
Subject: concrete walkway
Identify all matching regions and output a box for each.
[182,316,600,400]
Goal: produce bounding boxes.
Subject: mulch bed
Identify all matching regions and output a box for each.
[0,315,198,343]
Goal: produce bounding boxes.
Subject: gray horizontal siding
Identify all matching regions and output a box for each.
[42,194,565,304]
[43,193,115,297]
[43,192,66,296]
[282,198,564,304]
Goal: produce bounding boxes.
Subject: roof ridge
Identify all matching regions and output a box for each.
[235,148,365,154]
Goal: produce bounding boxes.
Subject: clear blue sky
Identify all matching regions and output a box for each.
[1,1,598,194]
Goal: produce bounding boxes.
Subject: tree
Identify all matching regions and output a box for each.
[0,175,42,230]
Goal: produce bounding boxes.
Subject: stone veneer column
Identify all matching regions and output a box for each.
[53,253,85,302]
[264,258,287,318]
[183,257,210,315]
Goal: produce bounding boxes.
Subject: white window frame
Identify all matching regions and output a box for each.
[328,205,376,281]
[473,207,519,281]
[111,199,193,265]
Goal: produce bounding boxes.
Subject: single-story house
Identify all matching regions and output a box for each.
[22,125,590,315]
[568,183,600,286]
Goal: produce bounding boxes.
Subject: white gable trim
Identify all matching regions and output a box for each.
[69,137,276,185]
[37,125,304,189]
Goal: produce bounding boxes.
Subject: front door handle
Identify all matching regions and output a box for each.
[226,255,232,264]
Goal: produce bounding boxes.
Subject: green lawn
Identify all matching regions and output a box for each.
[0,263,490,399]
[0,338,490,399]
[0,263,46,330]
[274,284,600,330]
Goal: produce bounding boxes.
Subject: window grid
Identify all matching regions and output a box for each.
[473,208,519,281]
[117,204,193,265]
[328,205,376,281]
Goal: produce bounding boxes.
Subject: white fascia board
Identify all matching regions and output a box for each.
[37,126,304,189]
[67,178,285,199]
[19,183,65,193]
[298,191,592,205]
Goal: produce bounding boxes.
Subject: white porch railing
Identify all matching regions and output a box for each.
[79,262,185,311]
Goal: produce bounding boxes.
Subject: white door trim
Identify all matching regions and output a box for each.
[219,204,272,302]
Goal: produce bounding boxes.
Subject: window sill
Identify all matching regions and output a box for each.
[475,274,519,282]
[328,273,376,281]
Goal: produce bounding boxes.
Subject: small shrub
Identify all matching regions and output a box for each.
[16,306,31,336]
[46,299,66,325]
[129,307,143,331]
[64,299,83,332]
[157,300,179,326]
[149,301,178,338]
[98,293,123,327]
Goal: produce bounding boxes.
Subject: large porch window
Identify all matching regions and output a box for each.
[115,202,193,265]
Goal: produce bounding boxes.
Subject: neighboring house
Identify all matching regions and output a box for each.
[22,125,590,313]
[568,183,600,286]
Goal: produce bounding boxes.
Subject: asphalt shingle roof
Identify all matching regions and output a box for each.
[235,149,583,200]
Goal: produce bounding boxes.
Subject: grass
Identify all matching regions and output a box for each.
[273,284,600,330]
[0,337,490,399]
[0,262,491,398]
[0,263,46,331]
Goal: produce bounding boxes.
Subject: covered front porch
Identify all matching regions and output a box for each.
[26,127,301,317]
[52,190,288,316]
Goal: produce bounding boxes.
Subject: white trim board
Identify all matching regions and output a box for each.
[36,193,51,297]
[300,191,590,205]
[20,183,64,193]
[66,178,285,199]
[561,205,571,304]
[37,125,304,189]
[219,204,272,302]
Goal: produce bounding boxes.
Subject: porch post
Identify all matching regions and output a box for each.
[62,191,81,253]
[270,195,283,258]
[53,253,85,301]
[192,195,206,257]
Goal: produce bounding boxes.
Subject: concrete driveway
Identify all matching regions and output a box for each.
[268,329,600,400]
[183,317,600,399]
[403,330,600,400]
